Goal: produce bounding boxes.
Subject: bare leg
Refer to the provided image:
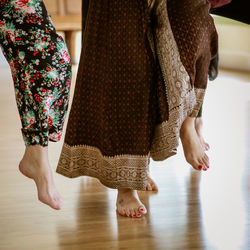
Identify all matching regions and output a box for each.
[195,117,210,151]
[180,117,209,171]
[116,189,147,218]
[19,145,63,210]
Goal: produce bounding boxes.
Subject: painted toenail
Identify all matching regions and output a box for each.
[133,214,136,217]
[198,165,202,170]
[140,208,144,212]
[137,213,141,217]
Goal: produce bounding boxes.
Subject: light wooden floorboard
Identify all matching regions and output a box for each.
[0,66,249,250]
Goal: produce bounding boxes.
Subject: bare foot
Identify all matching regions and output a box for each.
[146,174,158,191]
[180,117,209,171]
[195,117,210,151]
[19,145,63,210]
[116,189,147,218]
[146,159,158,191]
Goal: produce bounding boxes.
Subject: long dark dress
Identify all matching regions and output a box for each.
[56,0,218,190]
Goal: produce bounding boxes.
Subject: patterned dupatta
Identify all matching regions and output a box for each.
[147,0,218,159]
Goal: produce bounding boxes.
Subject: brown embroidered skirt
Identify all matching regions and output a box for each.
[56,0,218,190]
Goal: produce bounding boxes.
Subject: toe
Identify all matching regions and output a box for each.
[146,183,152,191]
[54,195,62,205]
[203,154,210,167]
[187,156,201,171]
[152,184,158,191]
[118,208,126,216]
[202,155,209,169]
[202,165,208,171]
[196,159,204,171]
[132,209,137,218]
[125,209,131,217]
[54,199,62,210]
[51,196,61,209]
[129,208,135,218]
[118,205,130,217]
[122,208,127,216]
[197,165,203,171]
[202,163,208,170]
[205,143,210,151]
[193,159,202,171]
[202,142,209,151]
[136,212,142,218]
[138,205,147,215]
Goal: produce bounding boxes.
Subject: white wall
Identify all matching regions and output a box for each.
[214,15,250,72]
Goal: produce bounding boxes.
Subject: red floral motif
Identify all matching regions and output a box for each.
[65,78,71,88]
[0,20,4,28]
[48,116,53,126]
[15,0,29,8]
[34,93,41,102]
[56,99,63,106]
[33,51,39,56]
[20,81,25,90]
[62,49,70,63]
[26,15,44,24]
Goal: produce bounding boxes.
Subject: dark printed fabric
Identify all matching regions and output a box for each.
[167,0,218,89]
[0,0,72,146]
[56,0,218,190]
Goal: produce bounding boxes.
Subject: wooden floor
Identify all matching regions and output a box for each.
[0,65,249,250]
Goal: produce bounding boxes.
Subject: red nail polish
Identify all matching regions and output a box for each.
[133,214,136,217]
[198,165,202,170]
[207,166,210,168]
[140,208,144,212]
[203,168,207,171]
[137,213,141,216]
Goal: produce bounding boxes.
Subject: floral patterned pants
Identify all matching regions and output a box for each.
[0,0,72,147]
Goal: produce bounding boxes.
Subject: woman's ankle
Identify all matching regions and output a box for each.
[118,188,135,194]
[180,117,195,134]
[24,144,48,160]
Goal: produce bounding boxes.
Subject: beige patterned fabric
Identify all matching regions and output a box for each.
[57,143,150,190]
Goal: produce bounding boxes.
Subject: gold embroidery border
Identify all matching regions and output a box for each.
[56,143,150,190]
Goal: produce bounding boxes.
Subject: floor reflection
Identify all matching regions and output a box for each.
[185,171,204,249]
[144,164,205,250]
[54,80,250,249]
[56,177,116,249]
[1,64,249,250]
[115,190,158,249]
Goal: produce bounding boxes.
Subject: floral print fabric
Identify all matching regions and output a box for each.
[0,0,72,146]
